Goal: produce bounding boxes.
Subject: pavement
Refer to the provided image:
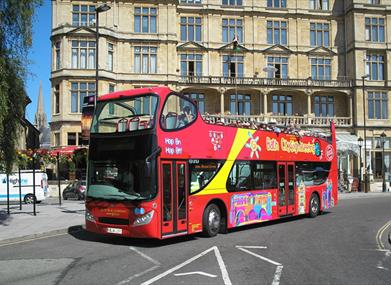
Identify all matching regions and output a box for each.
[0,198,85,246]
[1,192,391,246]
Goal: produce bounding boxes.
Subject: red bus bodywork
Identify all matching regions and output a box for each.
[85,87,338,239]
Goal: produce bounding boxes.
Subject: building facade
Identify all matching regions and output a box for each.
[50,0,391,186]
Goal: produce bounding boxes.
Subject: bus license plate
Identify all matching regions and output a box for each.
[107,227,122,234]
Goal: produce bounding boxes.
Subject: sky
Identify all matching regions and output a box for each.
[25,0,51,123]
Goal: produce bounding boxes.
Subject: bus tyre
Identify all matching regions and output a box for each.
[24,194,35,204]
[203,204,221,237]
[309,193,320,218]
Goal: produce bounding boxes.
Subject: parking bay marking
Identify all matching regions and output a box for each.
[236,245,283,285]
[116,247,161,285]
[141,246,232,285]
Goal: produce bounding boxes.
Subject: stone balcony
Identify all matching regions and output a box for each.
[178,75,353,88]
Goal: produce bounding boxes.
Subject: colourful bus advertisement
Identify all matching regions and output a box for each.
[85,87,338,239]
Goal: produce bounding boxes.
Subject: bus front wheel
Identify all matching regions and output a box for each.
[309,193,320,218]
[203,204,221,237]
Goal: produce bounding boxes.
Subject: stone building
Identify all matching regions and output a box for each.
[50,0,391,188]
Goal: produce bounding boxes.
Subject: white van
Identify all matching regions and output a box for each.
[0,170,48,203]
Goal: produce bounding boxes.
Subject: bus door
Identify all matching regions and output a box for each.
[161,161,188,237]
[277,162,295,216]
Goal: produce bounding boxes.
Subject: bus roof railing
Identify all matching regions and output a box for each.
[201,113,332,140]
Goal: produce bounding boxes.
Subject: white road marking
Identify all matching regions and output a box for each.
[237,247,281,266]
[235,245,267,249]
[129,246,160,265]
[237,246,283,285]
[141,246,232,285]
[115,247,161,285]
[174,271,217,278]
[272,265,284,285]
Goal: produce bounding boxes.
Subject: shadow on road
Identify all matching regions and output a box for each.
[67,211,332,247]
[67,225,198,247]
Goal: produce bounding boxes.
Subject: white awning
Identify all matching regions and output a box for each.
[336,133,359,155]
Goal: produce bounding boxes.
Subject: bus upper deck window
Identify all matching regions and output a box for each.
[161,94,197,130]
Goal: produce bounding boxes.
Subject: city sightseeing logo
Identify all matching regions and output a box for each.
[245,132,261,158]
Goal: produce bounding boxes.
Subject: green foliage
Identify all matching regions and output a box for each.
[0,0,42,174]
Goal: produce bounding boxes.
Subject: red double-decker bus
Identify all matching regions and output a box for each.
[85,86,338,239]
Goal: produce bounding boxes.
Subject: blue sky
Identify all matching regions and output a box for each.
[25,0,51,123]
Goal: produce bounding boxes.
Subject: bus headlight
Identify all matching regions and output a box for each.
[85,209,96,223]
[133,210,154,226]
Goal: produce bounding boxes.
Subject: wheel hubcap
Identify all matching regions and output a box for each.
[208,210,220,232]
[311,198,318,213]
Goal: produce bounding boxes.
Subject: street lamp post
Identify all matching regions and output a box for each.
[358,136,363,192]
[362,74,370,192]
[380,132,387,192]
[95,4,111,106]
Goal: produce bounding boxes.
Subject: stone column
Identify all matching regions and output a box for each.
[220,88,225,114]
[263,92,268,114]
[305,89,312,124]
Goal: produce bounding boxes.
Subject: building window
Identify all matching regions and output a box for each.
[54,133,60,147]
[369,0,380,4]
[311,58,331,80]
[54,85,60,114]
[313,96,334,117]
[230,94,251,115]
[181,54,202,76]
[67,132,77,146]
[71,82,95,113]
[267,21,287,45]
[223,55,243,78]
[71,40,95,69]
[267,0,287,8]
[184,93,205,114]
[365,18,385,42]
[72,4,95,26]
[55,41,61,70]
[222,0,242,5]
[368,91,388,119]
[365,54,384,81]
[180,17,202,42]
[222,18,243,43]
[272,95,292,115]
[107,43,114,71]
[134,7,157,33]
[134,46,157,74]
[180,0,202,4]
[108,84,115,115]
[310,23,329,47]
[267,56,288,79]
[309,0,329,10]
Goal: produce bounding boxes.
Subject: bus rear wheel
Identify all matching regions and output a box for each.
[203,204,221,237]
[309,193,320,218]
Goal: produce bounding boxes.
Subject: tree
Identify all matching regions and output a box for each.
[0,0,42,173]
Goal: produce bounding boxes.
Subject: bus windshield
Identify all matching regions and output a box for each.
[87,159,157,201]
[91,95,158,133]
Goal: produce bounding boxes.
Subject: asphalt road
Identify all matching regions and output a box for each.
[0,196,390,285]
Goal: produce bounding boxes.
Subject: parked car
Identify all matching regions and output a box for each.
[62,180,86,200]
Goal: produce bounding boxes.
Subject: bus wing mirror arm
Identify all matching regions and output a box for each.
[146,147,162,163]
[145,147,162,177]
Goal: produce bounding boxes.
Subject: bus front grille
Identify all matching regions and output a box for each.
[99,217,129,225]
